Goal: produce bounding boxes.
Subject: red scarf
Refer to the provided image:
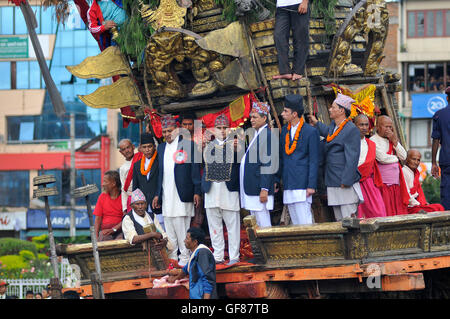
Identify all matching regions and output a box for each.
[386,142,410,206]
[123,152,143,192]
[410,168,428,206]
[358,138,383,187]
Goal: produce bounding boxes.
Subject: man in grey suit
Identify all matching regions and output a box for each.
[308,93,363,221]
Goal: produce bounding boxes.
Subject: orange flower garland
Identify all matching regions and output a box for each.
[326,117,351,143]
[285,117,304,155]
[140,150,157,175]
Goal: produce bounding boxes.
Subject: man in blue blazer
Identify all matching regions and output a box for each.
[239,102,276,227]
[308,93,363,221]
[202,114,242,265]
[152,114,202,266]
[279,94,319,225]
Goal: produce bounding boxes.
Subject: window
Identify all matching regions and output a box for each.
[447,10,450,36]
[0,171,29,207]
[117,114,141,147]
[408,10,449,38]
[410,119,431,148]
[1,7,13,35]
[0,62,11,89]
[408,64,425,92]
[408,62,450,93]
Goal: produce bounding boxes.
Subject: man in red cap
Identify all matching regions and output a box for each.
[0,281,12,299]
[431,86,450,210]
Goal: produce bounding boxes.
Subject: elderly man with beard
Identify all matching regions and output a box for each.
[402,149,445,214]
[122,188,174,252]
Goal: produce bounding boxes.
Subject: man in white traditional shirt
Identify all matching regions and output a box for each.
[118,139,140,213]
[202,114,241,265]
[240,102,276,227]
[153,115,202,267]
[122,189,173,252]
[402,149,444,214]
[370,115,409,215]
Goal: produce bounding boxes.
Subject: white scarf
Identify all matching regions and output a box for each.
[187,244,211,273]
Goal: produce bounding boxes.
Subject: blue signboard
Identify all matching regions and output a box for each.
[27,209,92,229]
[411,93,448,118]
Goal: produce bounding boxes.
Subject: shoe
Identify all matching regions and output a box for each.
[215,260,226,265]
[226,259,240,266]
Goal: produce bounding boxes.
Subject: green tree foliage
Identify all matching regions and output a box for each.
[0,238,38,256]
[311,0,338,35]
[422,174,441,204]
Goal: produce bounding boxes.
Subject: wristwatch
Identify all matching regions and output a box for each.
[112,228,117,233]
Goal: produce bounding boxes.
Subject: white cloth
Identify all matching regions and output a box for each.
[333,204,359,221]
[0,293,6,299]
[119,159,133,212]
[287,201,313,225]
[206,208,240,262]
[162,136,194,218]
[277,0,302,7]
[165,216,191,266]
[283,189,310,204]
[358,138,368,167]
[370,133,407,164]
[289,121,299,140]
[204,181,240,211]
[122,210,171,248]
[327,183,364,206]
[402,166,421,207]
[250,207,272,227]
[239,124,274,212]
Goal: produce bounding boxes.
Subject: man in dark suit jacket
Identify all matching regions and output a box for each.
[239,102,276,227]
[152,115,202,266]
[279,94,319,225]
[308,93,363,221]
[132,132,162,226]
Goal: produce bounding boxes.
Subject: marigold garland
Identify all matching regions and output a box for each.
[326,117,351,143]
[140,150,157,175]
[285,117,304,155]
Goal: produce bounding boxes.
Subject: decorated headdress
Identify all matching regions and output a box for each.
[214,113,230,127]
[161,114,177,129]
[130,188,146,204]
[334,93,356,111]
[251,101,270,115]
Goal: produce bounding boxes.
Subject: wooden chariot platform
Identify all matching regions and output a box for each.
[58,211,450,298]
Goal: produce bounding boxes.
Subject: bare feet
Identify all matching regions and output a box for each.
[272,74,293,80]
[292,73,303,81]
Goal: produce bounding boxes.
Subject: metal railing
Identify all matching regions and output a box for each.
[4,258,80,299]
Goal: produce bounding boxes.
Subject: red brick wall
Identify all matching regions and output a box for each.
[381,2,399,73]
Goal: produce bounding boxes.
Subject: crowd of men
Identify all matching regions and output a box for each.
[91,87,450,273]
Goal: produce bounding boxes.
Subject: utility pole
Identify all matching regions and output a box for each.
[70,112,76,238]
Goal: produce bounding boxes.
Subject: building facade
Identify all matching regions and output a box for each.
[397,0,450,165]
[0,1,113,238]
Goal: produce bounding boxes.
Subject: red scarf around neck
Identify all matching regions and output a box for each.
[123,152,143,192]
[358,138,383,187]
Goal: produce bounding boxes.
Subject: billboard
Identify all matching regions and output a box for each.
[411,93,448,118]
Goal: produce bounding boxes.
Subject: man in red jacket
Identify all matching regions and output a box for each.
[354,114,387,218]
[402,149,444,214]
